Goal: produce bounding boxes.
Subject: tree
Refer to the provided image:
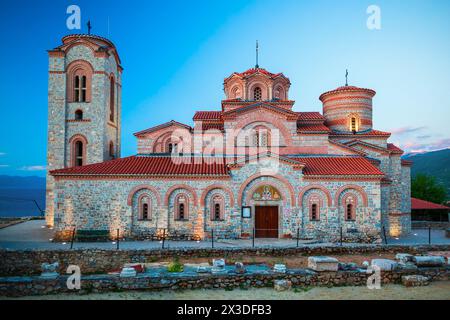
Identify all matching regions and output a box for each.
[411,173,447,204]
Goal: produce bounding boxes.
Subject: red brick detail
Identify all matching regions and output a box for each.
[127,185,162,207]
[66,60,94,103]
[164,184,198,206]
[200,184,235,207]
[237,173,296,206]
[298,185,333,207]
[68,134,88,167]
[334,185,368,207]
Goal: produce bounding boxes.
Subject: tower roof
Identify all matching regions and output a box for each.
[319,85,376,101]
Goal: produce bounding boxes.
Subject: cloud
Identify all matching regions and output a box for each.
[400,138,450,153]
[0,164,9,168]
[20,165,46,171]
[391,126,427,135]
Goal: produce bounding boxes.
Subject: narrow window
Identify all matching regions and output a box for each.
[142,203,148,220]
[81,76,87,102]
[109,141,114,158]
[346,204,354,220]
[254,87,262,101]
[74,76,80,102]
[179,203,185,220]
[168,143,173,153]
[350,117,357,132]
[214,203,221,221]
[75,110,83,120]
[74,141,83,166]
[311,204,318,221]
[109,77,115,122]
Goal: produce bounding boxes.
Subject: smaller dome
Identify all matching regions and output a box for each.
[319,85,376,102]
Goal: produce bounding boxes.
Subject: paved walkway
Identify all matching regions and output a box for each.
[0,220,448,251]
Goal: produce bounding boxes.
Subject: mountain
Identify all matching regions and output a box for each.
[404,148,450,196]
[0,175,46,217]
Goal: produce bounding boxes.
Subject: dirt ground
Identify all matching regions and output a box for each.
[5,282,450,300]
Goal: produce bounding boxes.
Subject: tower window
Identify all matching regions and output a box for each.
[110,77,115,122]
[67,60,93,103]
[74,141,83,167]
[74,76,80,102]
[81,76,87,102]
[254,87,262,101]
[109,141,115,159]
[346,204,354,220]
[75,110,83,120]
[311,203,318,221]
[350,116,358,132]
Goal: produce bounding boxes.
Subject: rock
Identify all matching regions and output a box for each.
[40,262,59,280]
[413,256,445,267]
[308,256,339,272]
[234,262,246,274]
[395,253,414,264]
[402,275,430,287]
[273,264,287,273]
[338,262,358,271]
[398,262,418,272]
[370,259,398,271]
[120,267,137,278]
[274,279,292,291]
[213,259,225,268]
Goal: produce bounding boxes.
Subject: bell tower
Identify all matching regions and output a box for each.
[45,34,123,227]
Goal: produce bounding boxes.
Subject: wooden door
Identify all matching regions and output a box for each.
[255,206,279,238]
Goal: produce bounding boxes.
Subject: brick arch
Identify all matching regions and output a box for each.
[200,184,235,207]
[244,181,288,206]
[237,173,296,206]
[69,134,88,167]
[164,184,198,206]
[127,185,161,206]
[298,185,332,207]
[66,60,94,103]
[334,184,368,207]
[233,114,293,147]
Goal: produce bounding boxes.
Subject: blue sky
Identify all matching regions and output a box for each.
[0,0,449,177]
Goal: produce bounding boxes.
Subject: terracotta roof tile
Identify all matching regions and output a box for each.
[193,111,222,120]
[134,120,191,136]
[296,112,325,121]
[387,143,404,154]
[297,124,331,134]
[50,156,230,177]
[411,197,449,210]
[329,129,391,137]
[290,156,384,176]
[201,123,224,131]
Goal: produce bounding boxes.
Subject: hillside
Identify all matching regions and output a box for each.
[404,148,450,196]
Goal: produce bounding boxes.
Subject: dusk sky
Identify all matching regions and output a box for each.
[1,0,449,177]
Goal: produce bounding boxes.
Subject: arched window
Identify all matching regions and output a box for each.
[210,194,224,221]
[67,60,93,103]
[75,109,83,120]
[254,87,262,101]
[138,195,151,220]
[74,141,83,167]
[109,77,115,122]
[308,194,321,221]
[70,135,88,167]
[311,204,318,221]
[109,141,115,159]
[175,194,189,220]
[351,117,357,132]
[343,194,357,221]
[168,143,178,154]
[348,114,360,132]
[252,126,271,147]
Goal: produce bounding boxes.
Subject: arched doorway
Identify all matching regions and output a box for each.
[252,185,281,238]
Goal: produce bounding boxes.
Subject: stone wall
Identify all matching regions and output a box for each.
[1,267,448,297]
[1,245,449,277]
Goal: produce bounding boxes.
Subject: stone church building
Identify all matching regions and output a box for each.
[46,34,412,242]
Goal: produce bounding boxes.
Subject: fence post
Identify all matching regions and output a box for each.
[428,227,431,245]
[382,225,388,245]
[296,228,300,247]
[70,228,76,250]
[211,229,214,249]
[252,227,255,248]
[116,229,120,250]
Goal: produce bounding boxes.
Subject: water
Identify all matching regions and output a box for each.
[0,188,45,217]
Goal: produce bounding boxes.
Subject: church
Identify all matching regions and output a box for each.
[45,34,412,242]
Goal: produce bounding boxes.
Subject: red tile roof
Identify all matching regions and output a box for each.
[411,197,449,210]
[329,129,391,137]
[193,111,222,120]
[319,86,376,101]
[296,112,325,121]
[50,156,230,177]
[297,124,331,134]
[134,120,192,137]
[234,67,283,79]
[387,143,404,154]
[289,156,384,176]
